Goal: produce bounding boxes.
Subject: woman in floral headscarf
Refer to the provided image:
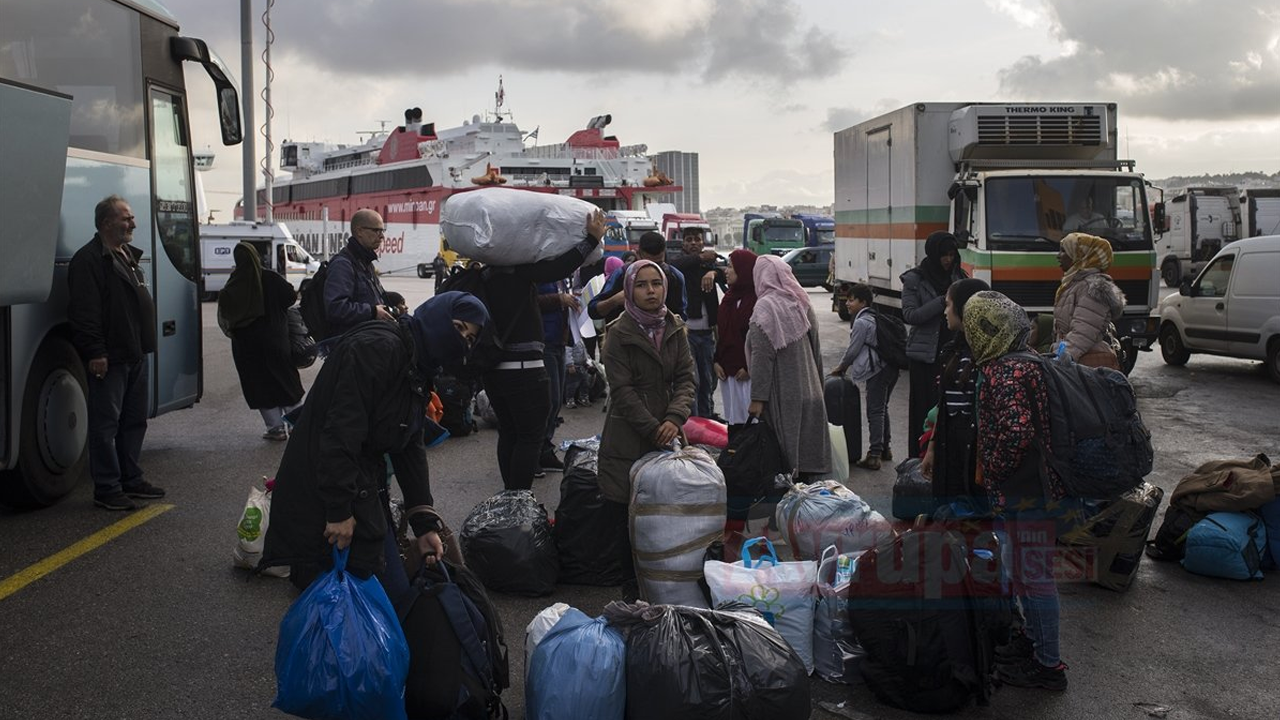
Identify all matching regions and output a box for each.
[963,290,1069,692]
[1053,233,1125,369]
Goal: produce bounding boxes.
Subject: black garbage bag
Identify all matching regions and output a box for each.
[620,603,810,720]
[460,490,559,596]
[554,463,625,586]
[892,458,937,521]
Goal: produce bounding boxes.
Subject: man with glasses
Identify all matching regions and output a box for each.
[324,209,393,338]
[68,195,166,510]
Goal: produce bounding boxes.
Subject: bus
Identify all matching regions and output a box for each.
[0,0,242,507]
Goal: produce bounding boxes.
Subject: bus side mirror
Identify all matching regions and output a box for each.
[172,36,243,146]
[1153,202,1167,234]
[954,229,971,249]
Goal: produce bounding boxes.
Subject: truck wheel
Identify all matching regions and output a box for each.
[1267,338,1280,384]
[0,337,88,508]
[836,303,851,322]
[1159,323,1190,366]
[1118,338,1139,375]
[1161,258,1181,288]
[417,264,429,279]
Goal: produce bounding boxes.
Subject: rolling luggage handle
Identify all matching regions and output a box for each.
[740,536,780,568]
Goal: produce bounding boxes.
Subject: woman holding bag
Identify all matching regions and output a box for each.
[599,260,696,600]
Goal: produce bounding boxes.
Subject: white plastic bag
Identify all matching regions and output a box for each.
[775,480,892,561]
[524,602,572,676]
[828,423,849,481]
[440,188,604,267]
[703,537,818,674]
[233,483,289,577]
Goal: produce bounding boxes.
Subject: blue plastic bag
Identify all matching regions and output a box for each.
[274,546,410,720]
[526,608,626,720]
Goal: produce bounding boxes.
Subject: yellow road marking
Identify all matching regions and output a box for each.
[0,503,174,601]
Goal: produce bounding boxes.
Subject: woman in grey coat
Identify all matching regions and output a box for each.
[900,231,966,460]
[746,255,831,478]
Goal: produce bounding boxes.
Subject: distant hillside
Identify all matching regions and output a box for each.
[1148,171,1280,194]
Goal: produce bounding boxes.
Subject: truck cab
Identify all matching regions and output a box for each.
[743,214,805,256]
[1241,188,1280,239]
[200,221,319,300]
[607,209,659,256]
[1156,186,1241,287]
[791,213,835,247]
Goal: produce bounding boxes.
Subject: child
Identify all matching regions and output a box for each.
[563,338,591,408]
[830,282,898,471]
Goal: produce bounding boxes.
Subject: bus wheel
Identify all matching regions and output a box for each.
[0,337,88,508]
[1161,258,1181,288]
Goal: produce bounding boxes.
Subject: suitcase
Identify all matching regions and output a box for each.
[1058,482,1163,591]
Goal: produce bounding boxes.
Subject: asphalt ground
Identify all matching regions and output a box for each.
[1,278,1278,720]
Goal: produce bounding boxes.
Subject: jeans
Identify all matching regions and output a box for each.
[483,368,550,491]
[87,359,149,497]
[1002,509,1061,666]
[866,363,898,456]
[687,329,717,418]
[542,344,566,453]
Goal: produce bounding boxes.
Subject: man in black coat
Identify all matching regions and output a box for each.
[586,231,686,323]
[260,306,484,591]
[324,209,394,337]
[67,195,165,511]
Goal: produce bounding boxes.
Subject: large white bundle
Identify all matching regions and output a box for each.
[440,187,603,266]
[629,445,726,607]
[775,480,893,561]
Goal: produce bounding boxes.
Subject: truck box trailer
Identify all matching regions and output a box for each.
[833,102,1159,371]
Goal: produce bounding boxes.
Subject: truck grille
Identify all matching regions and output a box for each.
[977,115,1103,146]
[991,279,1150,309]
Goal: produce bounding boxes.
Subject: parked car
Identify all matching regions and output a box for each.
[1157,234,1280,383]
[781,244,834,288]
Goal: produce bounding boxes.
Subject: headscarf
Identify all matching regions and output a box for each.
[217,242,264,330]
[604,255,624,277]
[948,278,991,324]
[1056,232,1114,301]
[407,291,490,380]
[715,250,758,375]
[623,260,669,350]
[920,231,960,295]
[751,254,811,350]
[962,291,1031,365]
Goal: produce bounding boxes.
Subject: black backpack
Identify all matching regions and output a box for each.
[1145,504,1201,562]
[297,261,331,342]
[434,373,477,438]
[438,264,516,377]
[285,306,317,368]
[872,310,909,370]
[396,559,510,720]
[1018,352,1154,499]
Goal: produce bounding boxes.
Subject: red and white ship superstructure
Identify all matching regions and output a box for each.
[242,88,681,275]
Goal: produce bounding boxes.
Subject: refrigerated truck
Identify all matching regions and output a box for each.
[832,102,1160,371]
[1156,187,1240,287]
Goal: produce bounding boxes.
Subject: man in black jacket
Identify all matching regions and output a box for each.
[67,196,165,511]
[586,231,686,323]
[324,209,394,337]
[669,227,725,419]
[481,210,605,491]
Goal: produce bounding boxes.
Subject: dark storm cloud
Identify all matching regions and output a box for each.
[997,0,1280,120]
[172,0,847,83]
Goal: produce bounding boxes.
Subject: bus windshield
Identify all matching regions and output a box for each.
[985,176,1152,251]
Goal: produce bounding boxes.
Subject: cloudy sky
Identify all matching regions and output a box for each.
[169,0,1280,219]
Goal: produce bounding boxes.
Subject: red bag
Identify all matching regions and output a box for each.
[684,416,729,449]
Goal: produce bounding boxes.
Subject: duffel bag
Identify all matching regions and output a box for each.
[1182,511,1267,580]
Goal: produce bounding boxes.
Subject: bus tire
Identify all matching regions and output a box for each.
[0,337,88,508]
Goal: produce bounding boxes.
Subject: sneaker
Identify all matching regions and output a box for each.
[539,453,565,472]
[122,480,166,499]
[995,632,1035,665]
[854,453,882,471]
[263,426,289,441]
[576,395,592,407]
[564,399,577,409]
[996,657,1068,691]
[94,492,140,511]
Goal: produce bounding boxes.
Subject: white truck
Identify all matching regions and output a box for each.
[1156,187,1241,287]
[200,221,319,301]
[832,102,1160,372]
[1241,188,1280,238]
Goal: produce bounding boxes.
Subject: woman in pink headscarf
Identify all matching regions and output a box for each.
[746,255,831,479]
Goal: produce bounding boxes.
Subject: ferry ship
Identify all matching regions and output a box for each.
[241,90,681,275]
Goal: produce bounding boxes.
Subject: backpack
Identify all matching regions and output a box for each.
[285,306,316,369]
[871,310,909,370]
[438,264,517,377]
[434,373,477,438]
[1018,352,1154,499]
[716,417,786,500]
[1182,511,1267,580]
[297,261,331,342]
[396,559,510,720]
[1145,504,1201,562]
[848,523,1010,713]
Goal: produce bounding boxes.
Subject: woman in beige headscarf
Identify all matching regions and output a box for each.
[1053,233,1125,369]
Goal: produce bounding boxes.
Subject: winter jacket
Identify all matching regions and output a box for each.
[1052,269,1125,360]
[261,321,433,578]
[900,265,965,363]
[67,235,157,364]
[482,235,599,364]
[323,238,386,337]
[976,354,1065,514]
[598,312,696,503]
[1170,454,1278,515]
[670,253,722,326]
[837,307,881,383]
[588,263,687,323]
[229,271,304,409]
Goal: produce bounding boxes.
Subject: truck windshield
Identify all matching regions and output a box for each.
[764,225,804,243]
[813,229,835,245]
[986,176,1151,251]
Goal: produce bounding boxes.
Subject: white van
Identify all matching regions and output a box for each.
[1157,234,1280,382]
[200,221,319,300]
